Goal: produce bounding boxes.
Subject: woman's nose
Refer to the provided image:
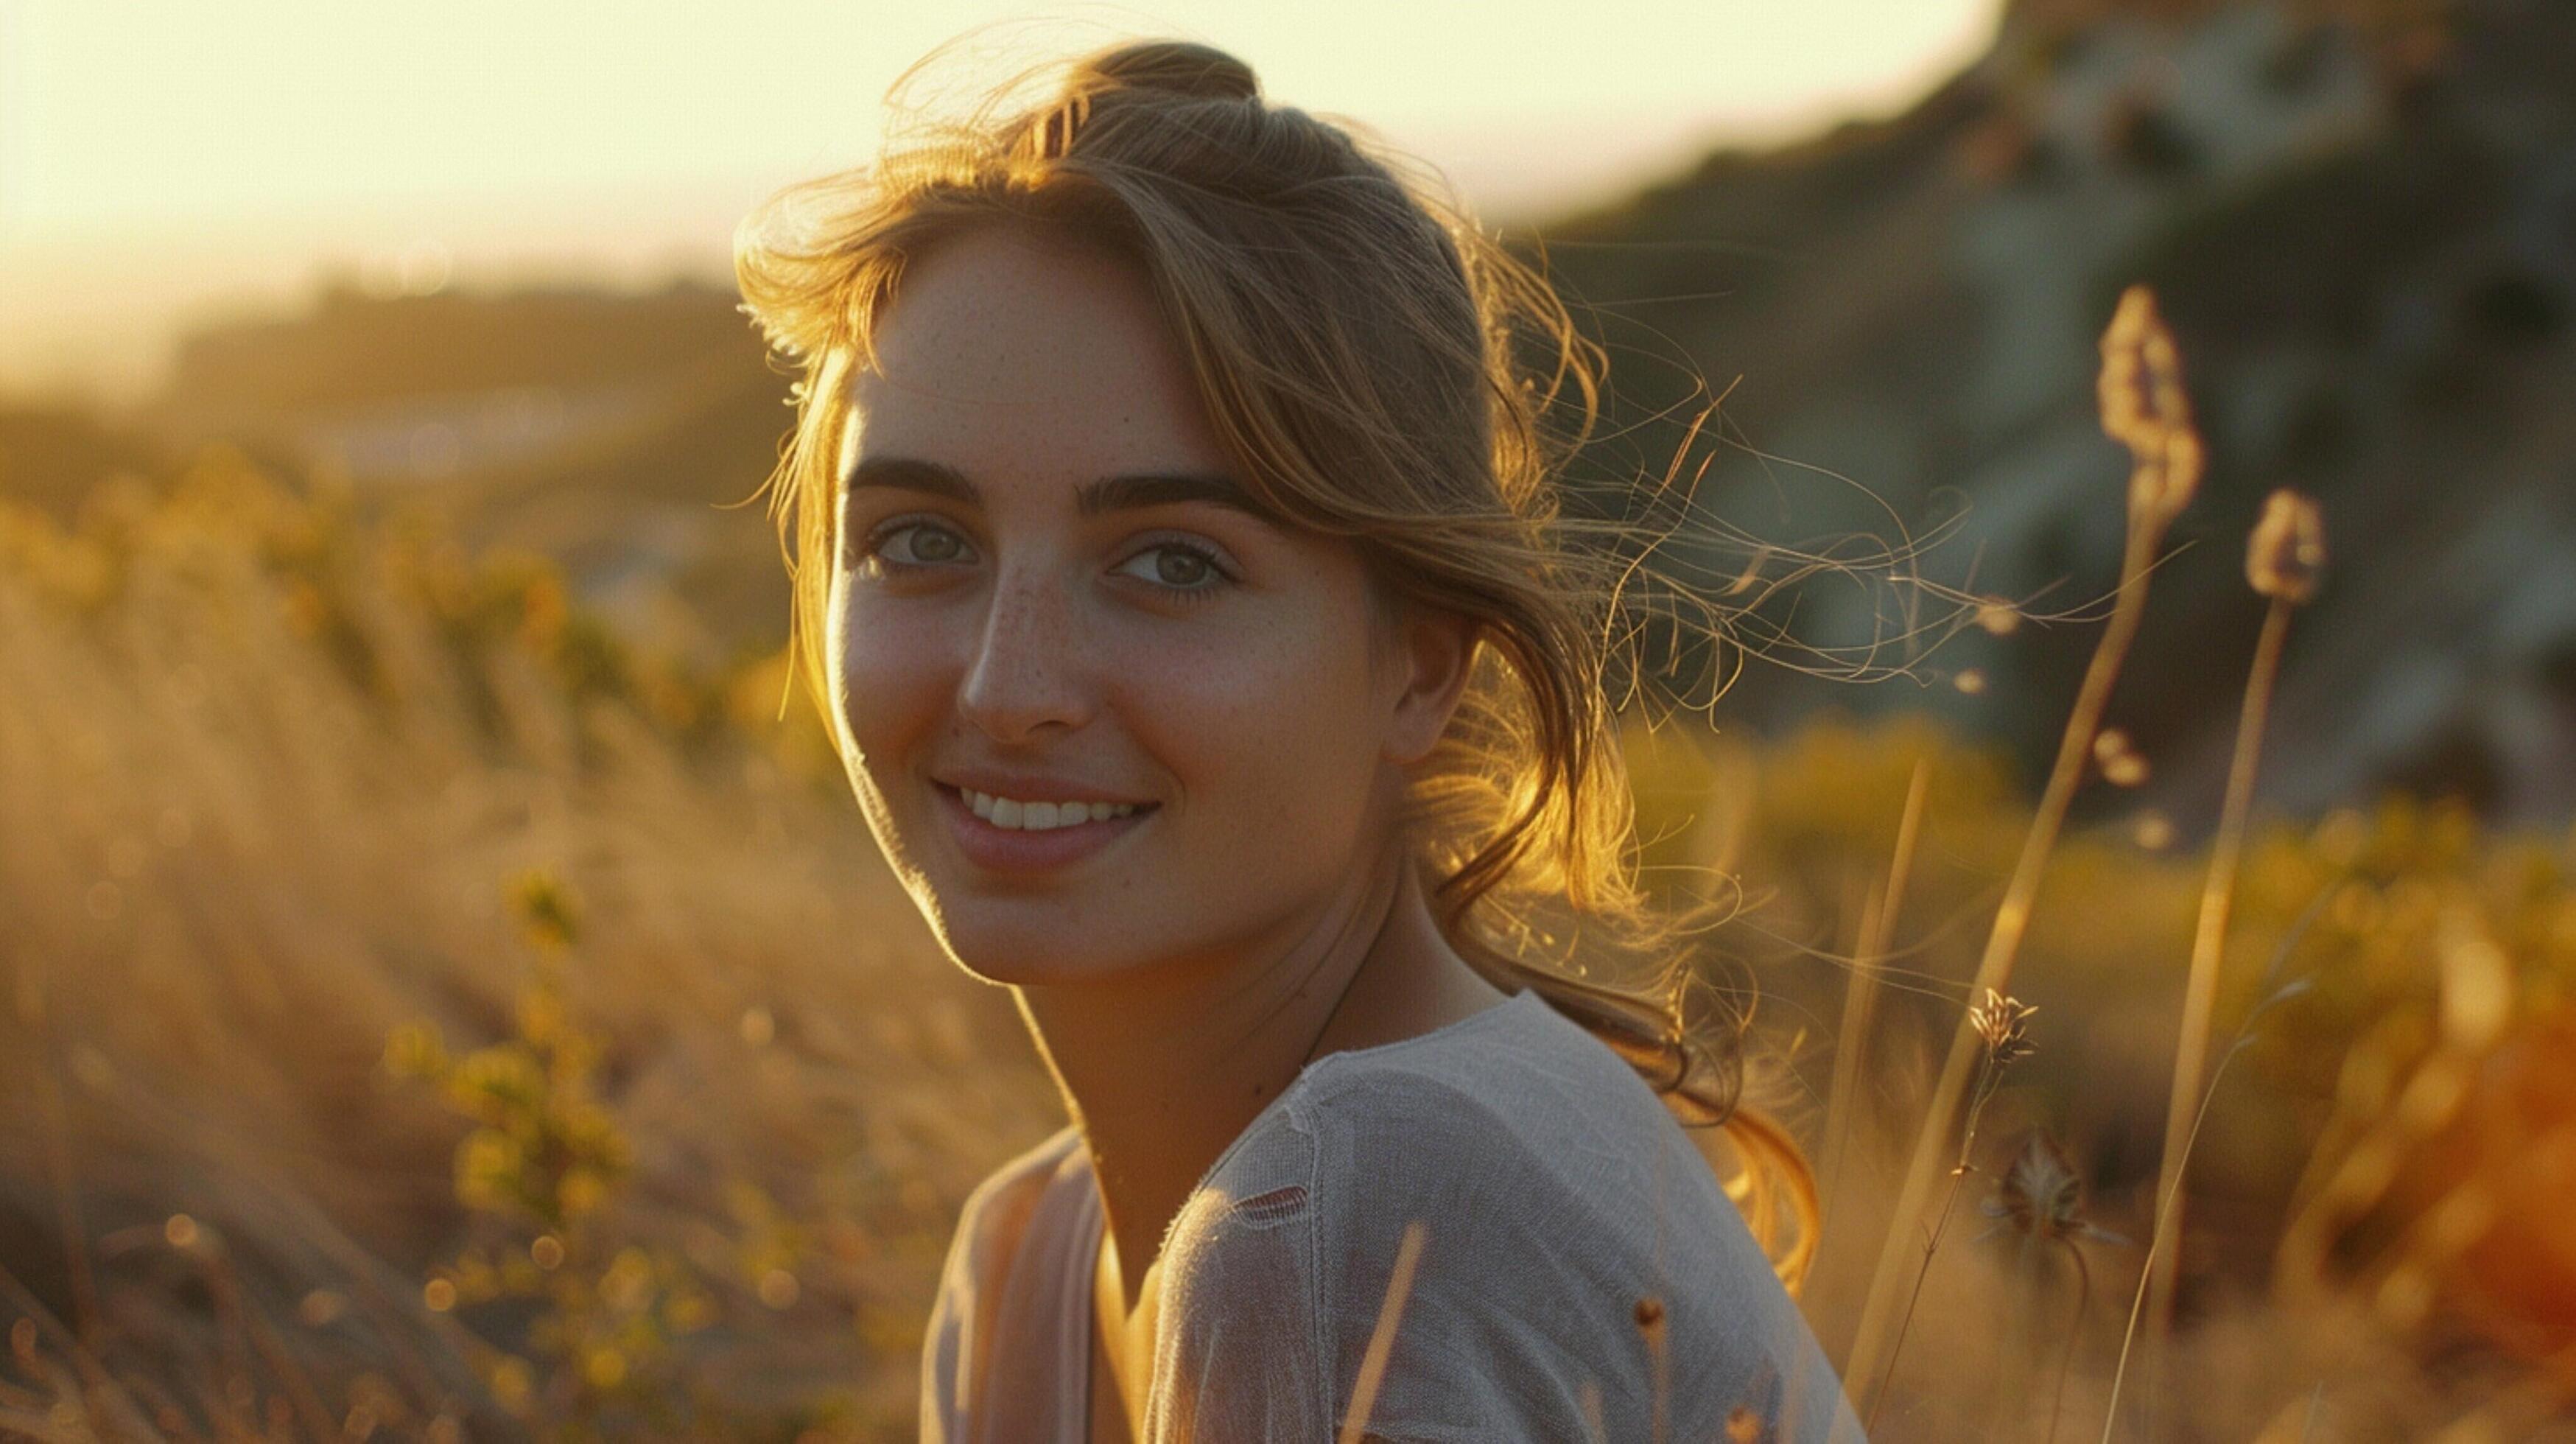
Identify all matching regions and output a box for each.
[955,561,1093,742]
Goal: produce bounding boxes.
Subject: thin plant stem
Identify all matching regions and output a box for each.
[2048,1241,2093,1444]
[0,1258,157,1438]
[2102,1031,2257,1441]
[1823,760,1930,1220]
[197,1243,339,1441]
[1822,882,1883,1227]
[2099,883,2334,1442]
[24,969,113,1422]
[2141,596,2292,1386]
[1644,1300,1670,1444]
[1866,1051,2010,1431]
[1842,518,2166,1423]
[29,1012,99,1353]
[1339,1219,1428,1444]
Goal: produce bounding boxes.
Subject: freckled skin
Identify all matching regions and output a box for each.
[829,225,1403,989]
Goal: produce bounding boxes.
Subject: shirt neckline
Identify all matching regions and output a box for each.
[1070,986,1547,1433]
[1079,984,1543,1203]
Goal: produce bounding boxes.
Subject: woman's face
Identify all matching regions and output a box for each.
[829,225,1467,988]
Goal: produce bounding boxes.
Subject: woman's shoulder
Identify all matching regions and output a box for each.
[1294,986,1696,1186]
[921,1124,1091,1440]
[941,1123,1087,1280]
[959,1124,1085,1219]
[1188,986,1713,1222]
[926,1123,1088,1345]
[1171,990,1863,1440]
[931,1123,1075,1249]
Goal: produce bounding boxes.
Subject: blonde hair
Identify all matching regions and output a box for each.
[734,35,1817,1289]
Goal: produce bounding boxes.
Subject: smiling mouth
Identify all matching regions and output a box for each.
[936,782,1162,832]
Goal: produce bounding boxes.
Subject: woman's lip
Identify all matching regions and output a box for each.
[934,782,1155,875]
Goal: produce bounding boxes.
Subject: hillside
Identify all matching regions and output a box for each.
[1534,0,2576,827]
[29,0,2566,830]
[141,278,794,674]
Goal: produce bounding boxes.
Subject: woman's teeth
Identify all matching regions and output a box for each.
[961,788,1141,831]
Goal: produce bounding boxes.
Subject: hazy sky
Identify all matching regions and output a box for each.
[0,0,1999,403]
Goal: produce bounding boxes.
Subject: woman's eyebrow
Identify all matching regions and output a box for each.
[843,455,1284,525]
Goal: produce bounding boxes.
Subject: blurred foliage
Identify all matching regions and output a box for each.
[1618,705,2576,1419]
[0,439,840,789]
[381,869,861,1441]
[0,441,994,1440]
[1,435,2569,1436]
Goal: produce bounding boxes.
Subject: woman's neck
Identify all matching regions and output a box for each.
[1014,847,1507,1315]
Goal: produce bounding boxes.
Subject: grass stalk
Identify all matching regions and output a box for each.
[2102,1026,2259,1442]
[2136,488,2323,1429]
[0,1258,157,1438]
[2047,1241,2093,1444]
[1839,284,2199,1427]
[1864,1037,2018,1434]
[2139,595,2293,1384]
[1822,759,1930,1220]
[1339,1219,1428,1444]
[1839,517,2161,1421]
[26,972,115,1426]
[1639,1295,1671,1444]
[196,1241,340,1441]
[26,1019,97,1357]
[2104,873,2334,1441]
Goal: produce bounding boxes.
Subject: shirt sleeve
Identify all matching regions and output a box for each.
[919,1130,1078,1443]
[919,1166,1013,1444]
[1145,1178,1335,1442]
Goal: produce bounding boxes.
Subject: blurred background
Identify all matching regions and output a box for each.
[5,1,2572,1439]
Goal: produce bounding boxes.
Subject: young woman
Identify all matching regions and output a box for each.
[736,36,1864,1443]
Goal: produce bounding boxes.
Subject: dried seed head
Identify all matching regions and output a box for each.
[2096,284,2203,528]
[2133,810,2176,849]
[2246,488,2327,604]
[1982,1130,2112,1244]
[2097,286,2166,451]
[2135,424,2205,528]
[2094,729,2151,787]
[1968,987,2040,1065]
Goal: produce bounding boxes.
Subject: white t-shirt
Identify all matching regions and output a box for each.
[919,986,1867,1442]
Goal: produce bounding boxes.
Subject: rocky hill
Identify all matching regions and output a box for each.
[1537,0,2576,827]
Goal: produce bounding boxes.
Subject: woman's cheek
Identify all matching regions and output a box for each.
[826,599,944,855]
[833,597,947,749]
[1145,612,1373,854]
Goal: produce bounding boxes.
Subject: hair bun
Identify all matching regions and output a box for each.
[1088,41,1260,103]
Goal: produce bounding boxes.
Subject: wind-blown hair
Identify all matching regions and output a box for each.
[734,34,1817,1289]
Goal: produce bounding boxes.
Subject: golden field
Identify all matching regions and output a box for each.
[2,419,2572,1438]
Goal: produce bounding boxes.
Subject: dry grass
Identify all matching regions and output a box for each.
[1,302,2572,1438]
[0,454,1059,1439]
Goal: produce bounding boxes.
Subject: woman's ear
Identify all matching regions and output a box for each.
[1383,606,1479,768]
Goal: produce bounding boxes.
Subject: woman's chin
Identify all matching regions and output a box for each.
[933,927,1117,988]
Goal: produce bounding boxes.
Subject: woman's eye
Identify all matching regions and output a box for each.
[864,521,975,569]
[1116,542,1232,596]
